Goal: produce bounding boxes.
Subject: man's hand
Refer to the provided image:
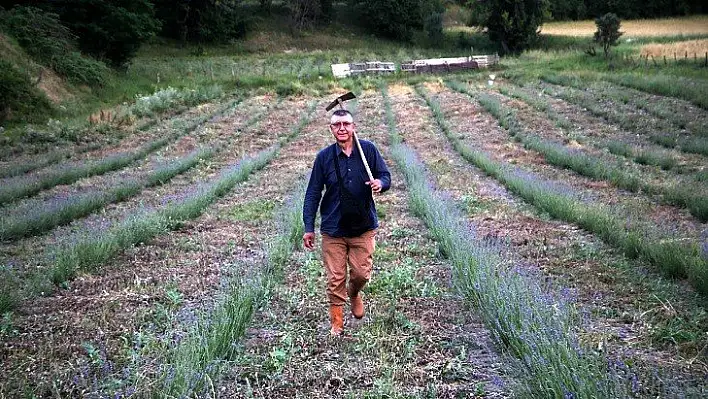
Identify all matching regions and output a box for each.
[303,232,315,250]
[365,179,383,193]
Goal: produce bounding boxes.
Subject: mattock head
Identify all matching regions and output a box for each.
[326,92,356,112]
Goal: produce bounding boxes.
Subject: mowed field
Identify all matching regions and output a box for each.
[1,15,708,399]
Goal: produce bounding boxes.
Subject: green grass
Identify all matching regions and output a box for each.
[416,83,708,296]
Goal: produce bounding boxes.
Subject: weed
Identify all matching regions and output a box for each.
[226,199,276,222]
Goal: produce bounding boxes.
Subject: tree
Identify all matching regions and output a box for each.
[593,12,622,58]
[43,0,160,68]
[467,0,548,55]
[349,0,444,42]
[153,0,248,43]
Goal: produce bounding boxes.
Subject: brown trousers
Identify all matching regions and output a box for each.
[321,230,376,306]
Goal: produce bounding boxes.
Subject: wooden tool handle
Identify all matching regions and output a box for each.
[353,131,374,182]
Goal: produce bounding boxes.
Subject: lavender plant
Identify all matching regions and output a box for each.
[447,81,708,222]
[49,103,315,286]
[380,86,634,398]
[0,147,216,241]
[416,84,708,295]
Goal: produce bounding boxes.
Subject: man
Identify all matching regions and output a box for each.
[303,108,391,336]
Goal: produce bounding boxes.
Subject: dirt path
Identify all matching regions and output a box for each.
[218,90,507,398]
[0,95,323,396]
[386,83,707,390]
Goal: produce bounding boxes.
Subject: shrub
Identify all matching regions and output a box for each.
[466,0,547,54]
[56,0,160,68]
[0,6,109,86]
[0,59,54,125]
[153,0,248,43]
[594,12,623,58]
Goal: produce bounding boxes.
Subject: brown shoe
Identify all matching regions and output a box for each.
[350,294,364,319]
[329,305,344,336]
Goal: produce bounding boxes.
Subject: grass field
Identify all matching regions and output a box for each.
[1,13,707,399]
[540,15,708,37]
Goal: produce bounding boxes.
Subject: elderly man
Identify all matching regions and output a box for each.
[303,108,391,336]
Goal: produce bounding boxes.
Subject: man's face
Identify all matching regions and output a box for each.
[330,113,355,144]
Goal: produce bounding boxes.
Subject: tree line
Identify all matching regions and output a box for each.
[1,0,705,68]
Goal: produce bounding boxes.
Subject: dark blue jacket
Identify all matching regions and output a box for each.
[303,140,391,237]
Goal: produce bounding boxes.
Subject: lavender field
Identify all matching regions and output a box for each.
[0,68,707,398]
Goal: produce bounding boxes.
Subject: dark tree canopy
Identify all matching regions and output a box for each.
[153,0,248,43]
[468,0,548,55]
[349,0,445,42]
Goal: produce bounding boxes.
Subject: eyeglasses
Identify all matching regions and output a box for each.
[330,121,353,130]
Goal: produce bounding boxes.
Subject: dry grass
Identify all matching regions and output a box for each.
[540,15,708,37]
[640,39,708,57]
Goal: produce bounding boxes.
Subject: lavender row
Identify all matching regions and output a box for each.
[415,85,708,296]
[48,101,315,286]
[0,98,240,206]
[449,82,708,222]
[0,146,216,242]
[381,84,637,398]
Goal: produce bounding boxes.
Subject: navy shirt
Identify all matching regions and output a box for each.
[304,140,391,237]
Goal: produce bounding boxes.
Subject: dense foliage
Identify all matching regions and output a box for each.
[467,0,547,54]
[349,0,445,42]
[1,1,160,67]
[0,6,108,85]
[153,0,248,43]
[548,0,707,20]
[0,59,54,125]
[56,0,160,68]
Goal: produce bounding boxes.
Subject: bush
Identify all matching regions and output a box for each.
[0,59,54,125]
[466,0,547,54]
[0,6,109,86]
[56,0,160,68]
[153,0,248,43]
[594,13,622,58]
